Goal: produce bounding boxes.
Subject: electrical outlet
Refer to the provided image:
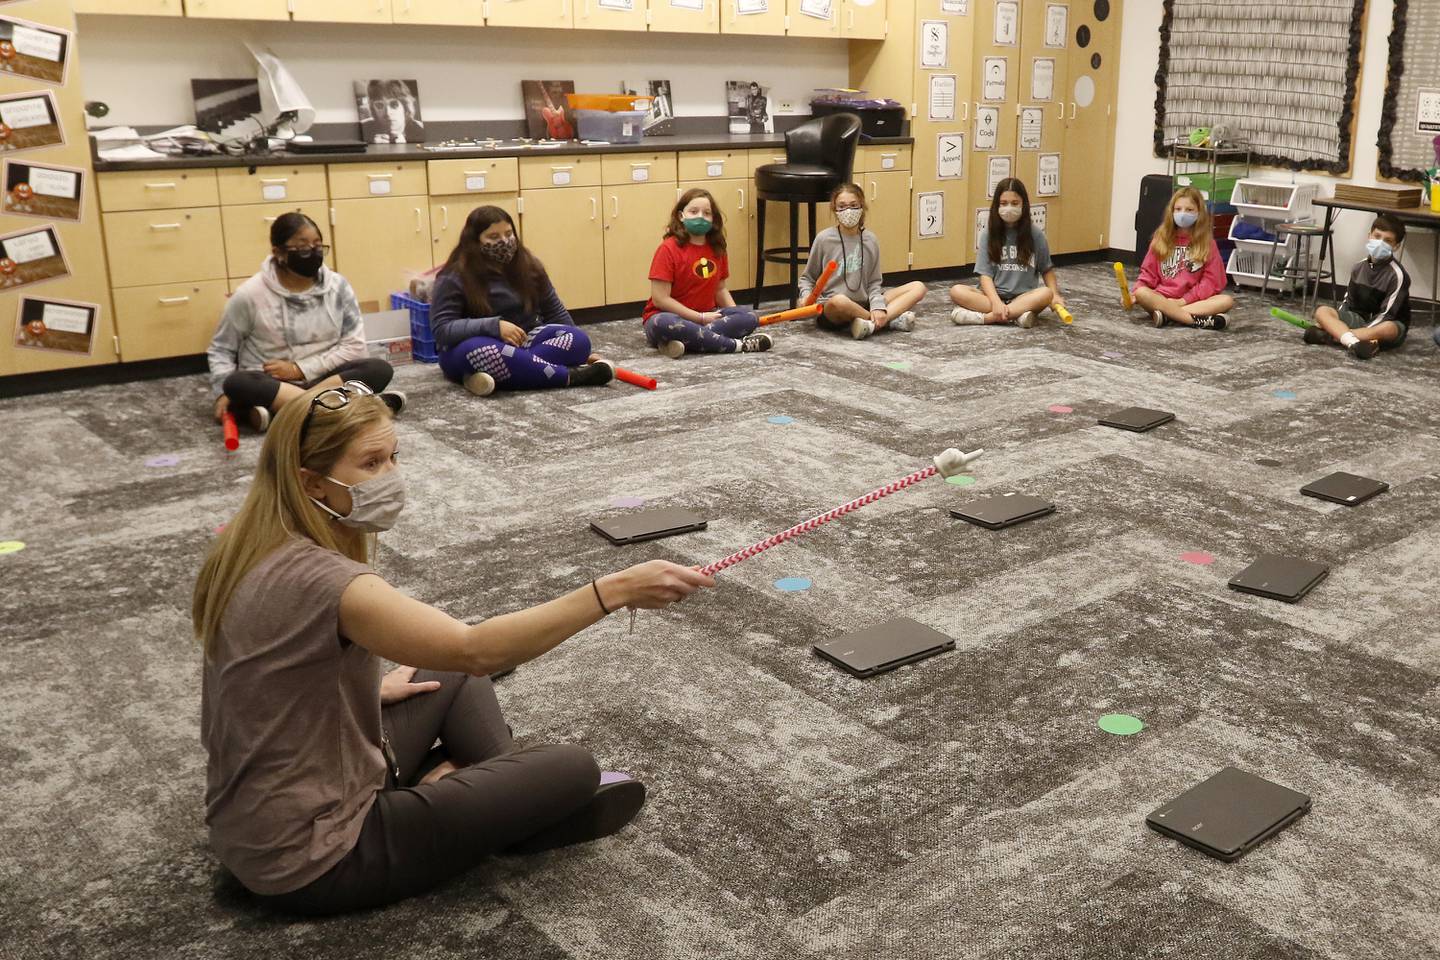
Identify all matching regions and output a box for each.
[777,100,796,114]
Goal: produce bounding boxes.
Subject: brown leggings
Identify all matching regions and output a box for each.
[257,670,599,916]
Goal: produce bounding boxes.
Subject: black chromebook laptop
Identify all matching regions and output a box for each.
[1098,407,1175,432]
[590,507,707,545]
[812,617,955,678]
[1300,471,1389,507]
[1227,554,1328,603]
[1146,766,1311,862]
[949,493,1055,530]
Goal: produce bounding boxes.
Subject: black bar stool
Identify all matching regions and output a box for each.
[753,113,863,308]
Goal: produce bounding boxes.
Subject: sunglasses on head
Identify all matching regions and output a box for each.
[300,380,374,442]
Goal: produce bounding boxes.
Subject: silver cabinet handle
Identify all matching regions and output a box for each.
[158,296,191,304]
[414,207,422,232]
[611,194,620,218]
[144,182,177,190]
[149,222,182,231]
[589,196,597,220]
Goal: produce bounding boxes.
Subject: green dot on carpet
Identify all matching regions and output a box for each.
[945,474,976,486]
[1098,713,1144,736]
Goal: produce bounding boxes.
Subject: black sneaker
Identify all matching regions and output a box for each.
[503,776,647,855]
[739,332,773,353]
[1348,338,1379,360]
[1191,314,1227,330]
[1303,327,1333,346]
[567,359,615,387]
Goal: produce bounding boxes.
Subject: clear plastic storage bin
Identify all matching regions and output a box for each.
[574,109,647,143]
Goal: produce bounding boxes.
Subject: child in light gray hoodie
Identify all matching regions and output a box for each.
[797,183,927,340]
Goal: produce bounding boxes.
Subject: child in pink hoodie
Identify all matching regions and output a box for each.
[1132,185,1235,330]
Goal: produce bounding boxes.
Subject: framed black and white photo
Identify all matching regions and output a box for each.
[2,159,82,222]
[726,80,771,134]
[354,79,424,144]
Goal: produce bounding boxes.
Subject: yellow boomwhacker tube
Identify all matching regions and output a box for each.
[1114,262,1133,310]
[1054,303,1074,324]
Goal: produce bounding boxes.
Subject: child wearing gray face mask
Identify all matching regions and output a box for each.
[1301,214,1411,360]
[949,177,1065,330]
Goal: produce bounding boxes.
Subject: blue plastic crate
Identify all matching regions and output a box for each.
[390,292,437,363]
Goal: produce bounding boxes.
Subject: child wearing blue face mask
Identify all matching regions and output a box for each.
[1132,185,1234,329]
[1302,214,1411,360]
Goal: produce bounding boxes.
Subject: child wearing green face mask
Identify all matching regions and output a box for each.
[642,188,772,358]
[1302,214,1411,360]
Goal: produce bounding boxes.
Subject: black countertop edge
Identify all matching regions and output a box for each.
[92,134,915,173]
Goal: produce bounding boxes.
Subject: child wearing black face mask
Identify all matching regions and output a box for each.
[207,212,402,434]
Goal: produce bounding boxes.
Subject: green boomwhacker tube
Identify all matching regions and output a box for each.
[1270,307,1315,329]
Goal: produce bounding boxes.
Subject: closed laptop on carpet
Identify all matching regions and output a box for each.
[1300,471,1389,506]
[812,617,955,678]
[950,493,1055,530]
[1146,766,1311,862]
[1227,554,1328,603]
[590,507,706,545]
[1098,406,1175,432]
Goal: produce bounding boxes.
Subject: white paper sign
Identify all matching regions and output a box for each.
[880,155,896,169]
[551,170,571,186]
[706,162,723,177]
[937,133,965,180]
[986,155,1012,198]
[799,0,833,19]
[928,75,957,121]
[920,20,949,69]
[465,174,487,191]
[917,191,944,238]
[42,302,89,333]
[994,1,1019,45]
[369,179,392,196]
[4,229,55,262]
[1419,89,1440,134]
[941,0,967,11]
[1037,153,1060,196]
[982,57,1008,101]
[737,0,768,14]
[1020,107,1043,149]
[1031,203,1047,232]
[12,25,63,62]
[975,207,988,253]
[975,106,999,150]
[1032,58,1056,102]
[29,167,76,198]
[1045,4,1068,47]
[0,96,50,130]
[262,183,287,201]
[631,166,649,182]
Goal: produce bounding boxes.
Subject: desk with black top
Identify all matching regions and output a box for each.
[1314,197,1440,326]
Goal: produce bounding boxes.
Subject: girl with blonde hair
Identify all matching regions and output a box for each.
[1131,185,1234,330]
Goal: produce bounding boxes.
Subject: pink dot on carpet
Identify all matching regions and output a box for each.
[1048,404,1074,414]
[1180,551,1215,565]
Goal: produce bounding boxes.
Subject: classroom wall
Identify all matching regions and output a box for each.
[1108,0,1436,302]
[76,15,849,130]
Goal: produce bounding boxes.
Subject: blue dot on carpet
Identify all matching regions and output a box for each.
[773,577,812,592]
[1273,389,1297,400]
[767,415,795,425]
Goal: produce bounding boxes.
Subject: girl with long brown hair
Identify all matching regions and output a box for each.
[948,177,1066,329]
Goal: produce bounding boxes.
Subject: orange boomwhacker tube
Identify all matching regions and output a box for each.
[222,411,239,451]
[803,259,838,307]
[758,302,824,326]
[615,367,658,390]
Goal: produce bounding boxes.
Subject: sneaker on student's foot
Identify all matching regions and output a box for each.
[463,371,496,396]
[503,774,647,856]
[1015,310,1037,329]
[379,390,407,414]
[1348,338,1379,360]
[739,332,773,353]
[851,317,876,340]
[248,406,270,433]
[1303,326,1333,346]
[568,358,615,387]
[889,310,916,332]
[659,339,686,359]
[1191,313,1227,331]
[1152,310,1168,328]
[951,306,985,325]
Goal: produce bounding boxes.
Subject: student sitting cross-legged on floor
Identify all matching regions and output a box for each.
[430,205,615,396]
[643,188,771,358]
[194,381,713,915]
[1131,185,1234,330]
[797,182,927,340]
[949,177,1066,329]
[1302,213,1411,360]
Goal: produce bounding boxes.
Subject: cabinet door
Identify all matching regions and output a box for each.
[602,182,676,304]
[1014,0,1068,244]
[485,0,573,27]
[216,166,328,206]
[103,207,227,287]
[331,198,433,310]
[841,0,883,38]
[185,0,289,18]
[720,0,784,35]
[650,0,717,32]
[519,188,605,309]
[430,193,520,262]
[862,170,910,275]
[221,202,335,279]
[75,0,181,12]
[679,179,751,293]
[909,0,977,270]
[575,0,646,31]
[787,0,839,37]
[292,0,394,22]
[393,0,486,23]
[111,281,229,362]
[967,0,1019,238]
[1056,0,1120,254]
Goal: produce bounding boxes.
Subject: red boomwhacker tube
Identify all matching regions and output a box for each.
[758,302,824,326]
[803,259,838,306]
[222,411,239,451]
[615,367,658,390]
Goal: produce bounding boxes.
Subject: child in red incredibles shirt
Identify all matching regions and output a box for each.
[1133,185,1235,330]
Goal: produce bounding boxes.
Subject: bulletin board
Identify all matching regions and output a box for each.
[1377,0,1440,182]
[1153,0,1367,174]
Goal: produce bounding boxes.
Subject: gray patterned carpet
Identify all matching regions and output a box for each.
[3,263,1439,959]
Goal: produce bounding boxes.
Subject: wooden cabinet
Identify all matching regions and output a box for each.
[649,0,717,32]
[859,170,910,275]
[184,0,290,18]
[720,0,784,35]
[392,0,487,24]
[602,182,676,304]
[677,150,747,183]
[427,157,520,195]
[75,0,181,12]
[787,0,840,38]
[430,193,520,261]
[330,198,433,309]
[327,162,427,201]
[111,281,228,362]
[292,0,394,22]
[909,0,974,269]
[98,169,219,213]
[221,201,335,280]
[575,0,646,31]
[856,144,911,174]
[601,152,677,186]
[518,155,602,191]
[216,167,328,206]
[841,0,884,39]
[484,0,573,28]
[519,187,605,309]
[1054,0,1121,255]
[102,207,227,288]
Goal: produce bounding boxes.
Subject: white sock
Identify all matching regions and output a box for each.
[1340,332,1359,347]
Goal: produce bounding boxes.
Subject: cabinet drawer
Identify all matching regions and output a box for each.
[518,155,602,190]
[426,157,520,195]
[326,161,427,199]
[857,145,912,173]
[97,169,219,212]
[112,280,229,362]
[600,152,677,185]
[676,150,747,181]
[747,147,789,177]
[102,207,227,287]
[221,201,335,279]
[216,165,328,205]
